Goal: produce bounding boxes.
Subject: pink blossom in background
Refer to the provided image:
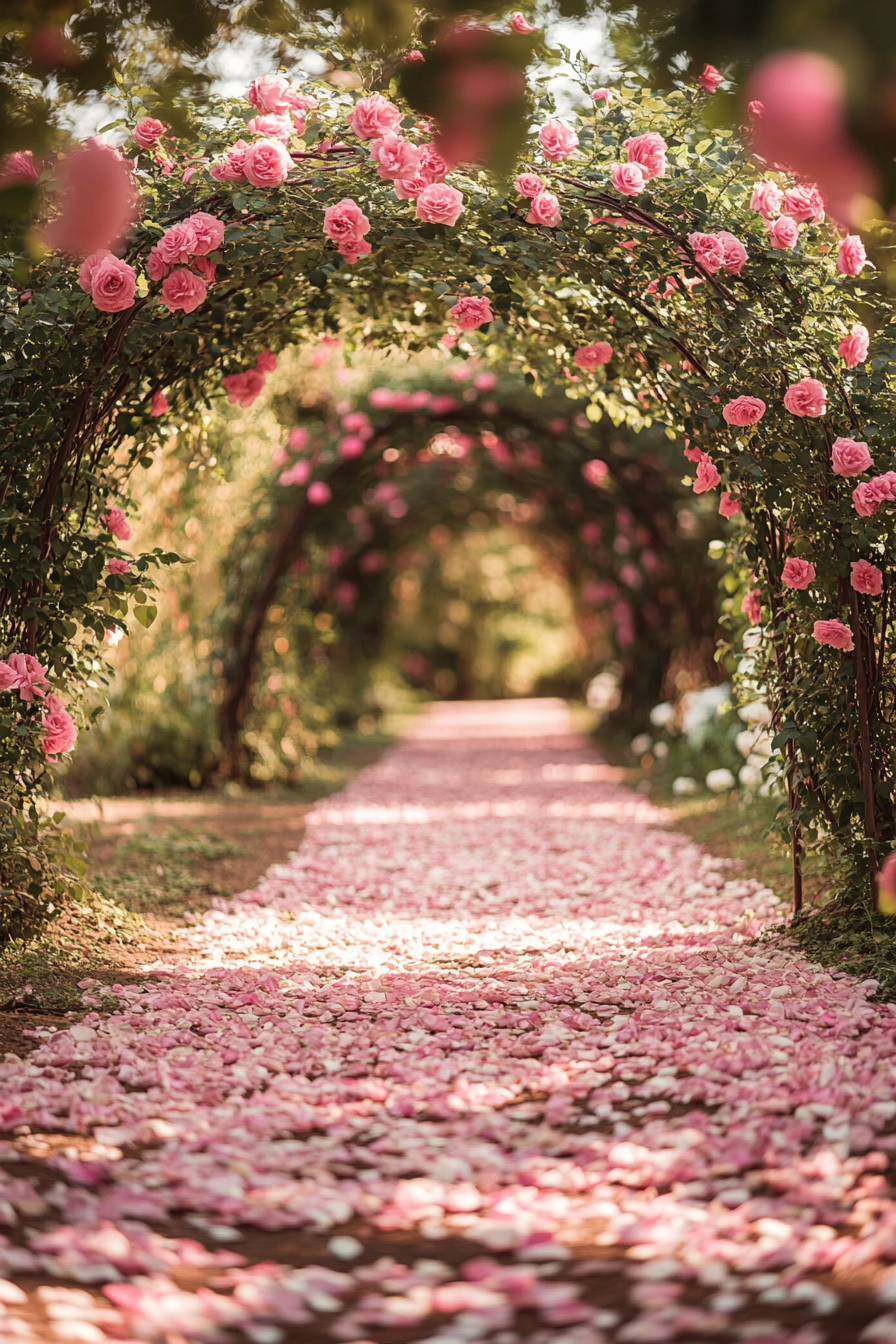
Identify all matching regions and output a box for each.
[150,391,168,416]
[0,149,39,187]
[346,94,402,141]
[831,437,873,475]
[339,238,371,266]
[473,372,497,390]
[448,295,494,330]
[783,183,825,223]
[271,444,288,468]
[526,190,561,226]
[338,435,365,459]
[307,481,332,505]
[133,117,165,148]
[404,49,425,62]
[719,491,740,517]
[766,215,800,249]
[106,558,130,575]
[722,395,766,426]
[742,587,762,623]
[592,87,611,102]
[6,653,49,702]
[160,268,207,314]
[222,367,265,408]
[45,138,137,255]
[750,179,784,218]
[246,113,292,142]
[341,411,371,434]
[782,557,816,589]
[515,172,544,198]
[693,454,720,493]
[539,121,578,161]
[246,73,296,115]
[611,162,646,196]
[687,231,725,273]
[783,377,826,417]
[289,426,309,450]
[510,12,536,32]
[716,231,748,274]
[369,132,420,181]
[210,139,251,182]
[279,460,311,486]
[242,137,293,187]
[158,220,198,267]
[697,64,723,93]
[837,233,867,276]
[256,350,277,373]
[851,559,883,595]
[573,341,613,370]
[102,507,132,541]
[416,183,465,225]
[624,131,667,179]
[748,99,765,117]
[40,694,77,758]
[76,249,137,313]
[813,617,854,651]
[838,323,869,367]
[582,459,609,486]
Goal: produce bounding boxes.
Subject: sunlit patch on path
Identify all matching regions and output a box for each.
[2,699,896,1342]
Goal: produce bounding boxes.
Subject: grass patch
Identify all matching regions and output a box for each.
[109,827,242,915]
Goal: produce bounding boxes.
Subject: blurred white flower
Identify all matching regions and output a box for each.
[631,733,652,754]
[681,684,730,743]
[672,776,698,796]
[706,768,735,793]
[739,763,763,788]
[738,700,772,725]
[587,667,621,715]
[649,701,676,728]
[735,729,756,758]
[742,627,763,650]
[653,741,668,758]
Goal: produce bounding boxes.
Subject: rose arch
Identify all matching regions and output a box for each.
[3,43,896,934]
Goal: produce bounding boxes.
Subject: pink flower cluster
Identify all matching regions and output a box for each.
[222,351,278,408]
[211,137,293,187]
[625,131,667,179]
[102,507,132,541]
[448,295,494,331]
[146,211,224,314]
[687,230,748,275]
[853,471,896,517]
[0,653,49,702]
[323,197,372,264]
[573,341,613,370]
[692,452,720,494]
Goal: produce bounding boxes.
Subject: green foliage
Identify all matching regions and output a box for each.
[0,801,91,944]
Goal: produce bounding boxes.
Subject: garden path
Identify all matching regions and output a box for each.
[2,699,896,1343]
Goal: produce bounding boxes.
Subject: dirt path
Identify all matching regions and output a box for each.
[1,700,895,1343]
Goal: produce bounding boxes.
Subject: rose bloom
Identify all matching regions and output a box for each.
[539,121,578,161]
[511,12,536,32]
[573,341,613,370]
[515,172,544,198]
[102,507,132,541]
[417,144,449,183]
[44,138,137,255]
[582,459,609,486]
[698,64,723,93]
[77,249,137,313]
[853,480,883,516]
[243,137,292,187]
[190,255,215,284]
[693,454,721,494]
[831,436,873,475]
[448,295,494,330]
[782,557,815,589]
[346,94,402,141]
[404,49,424,63]
[256,350,277,373]
[742,588,762,624]
[767,215,800,249]
[838,324,869,368]
[750,179,784,218]
[246,73,296,116]
[339,238,371,265]
[723,395,766,426]
[246,113,292,142]
[210,140,251,182]
[134,117,165,149]
[688,231,725,273]
[837,233,866,276]
[223,368,265,408]
[7,653,49,702]
[158,220,198,267]
[783,377,826,417]
[717,231,748,275]
[323,197,370,247]
[416,183,465,226]
[106,557,130,575]
[0,149,39,187]
[624,132,667,179]
[719,491,740,517]
[393,174,428,200]
[783,183,824,223]
[150,391,168,416]
[851,559,883,595]
[369,132,419,181]
[611,162,646,196]
[748,99,765,118]
[41,694,77,759]
[526,190,560,227]
[186,211,224,257]
[307,481,332,505]
[592,88,611,103]
[338,435,365,459]
[813,618,854,651]
[279,460,311,486]
[159,268,206,314]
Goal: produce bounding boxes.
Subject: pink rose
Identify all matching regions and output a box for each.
[291,112,306,137]
[369,133,420,181]
[145,245,168,281]
[256,350,277,373]
[404,50,424,63]
[150,391,168,416]
[511,12,536,33]
[106,557,130,575]
[393,175,428,200]
[693,454,720,494]
[831,437,873,476]
[223,368,266,408]
[246,74,295,116]
[211,140,250,182]
[783,377,826,417]
[719,492,740,517]
[837,234,866,276]
[7,654,49,703]
[851,560,883,595]
[515,172,544,198]
[160,268,206,314]
[688,231,725,273]
[0,149,39,187]
[158,220,198,266]
[624,132,667,179]
[697,64,723,93]
[853,481,883,517]
[838,324,869,368]
[416,182,465,226]
[592,88,611,103]
[742,589,762,624]
[573,342,613,370]
[323,197,370,247]
[346,94,402,141]
[748,100,765,118]
[813,618,854,651]
[134,117,165,149]
[339,435,365,459]
[723,395,766,426]
[307,481,332,505]
[41,694,77,759]
[342,411,370,432]
[77,249,137,313]
[538,121,578,162]
[582,460,609,487]
[102,507,131,541]
[448,295,494,331]
[767,215,800,249]
[0,661,20,693]
[190,255,215,284]
[44,138,137,256]
[783,183,824,223]
[339,239,371,266]
[526,190,560,227]
[781,557,815,589]
[750,179,783,218]
[717,231,748,275]
[246,113,292,142]
[418,145,449,183]
[242,137,292,187]
[279,460,311,486]
[611,162,646,196]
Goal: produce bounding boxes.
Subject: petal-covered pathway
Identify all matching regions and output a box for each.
[2,700,896,1343]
